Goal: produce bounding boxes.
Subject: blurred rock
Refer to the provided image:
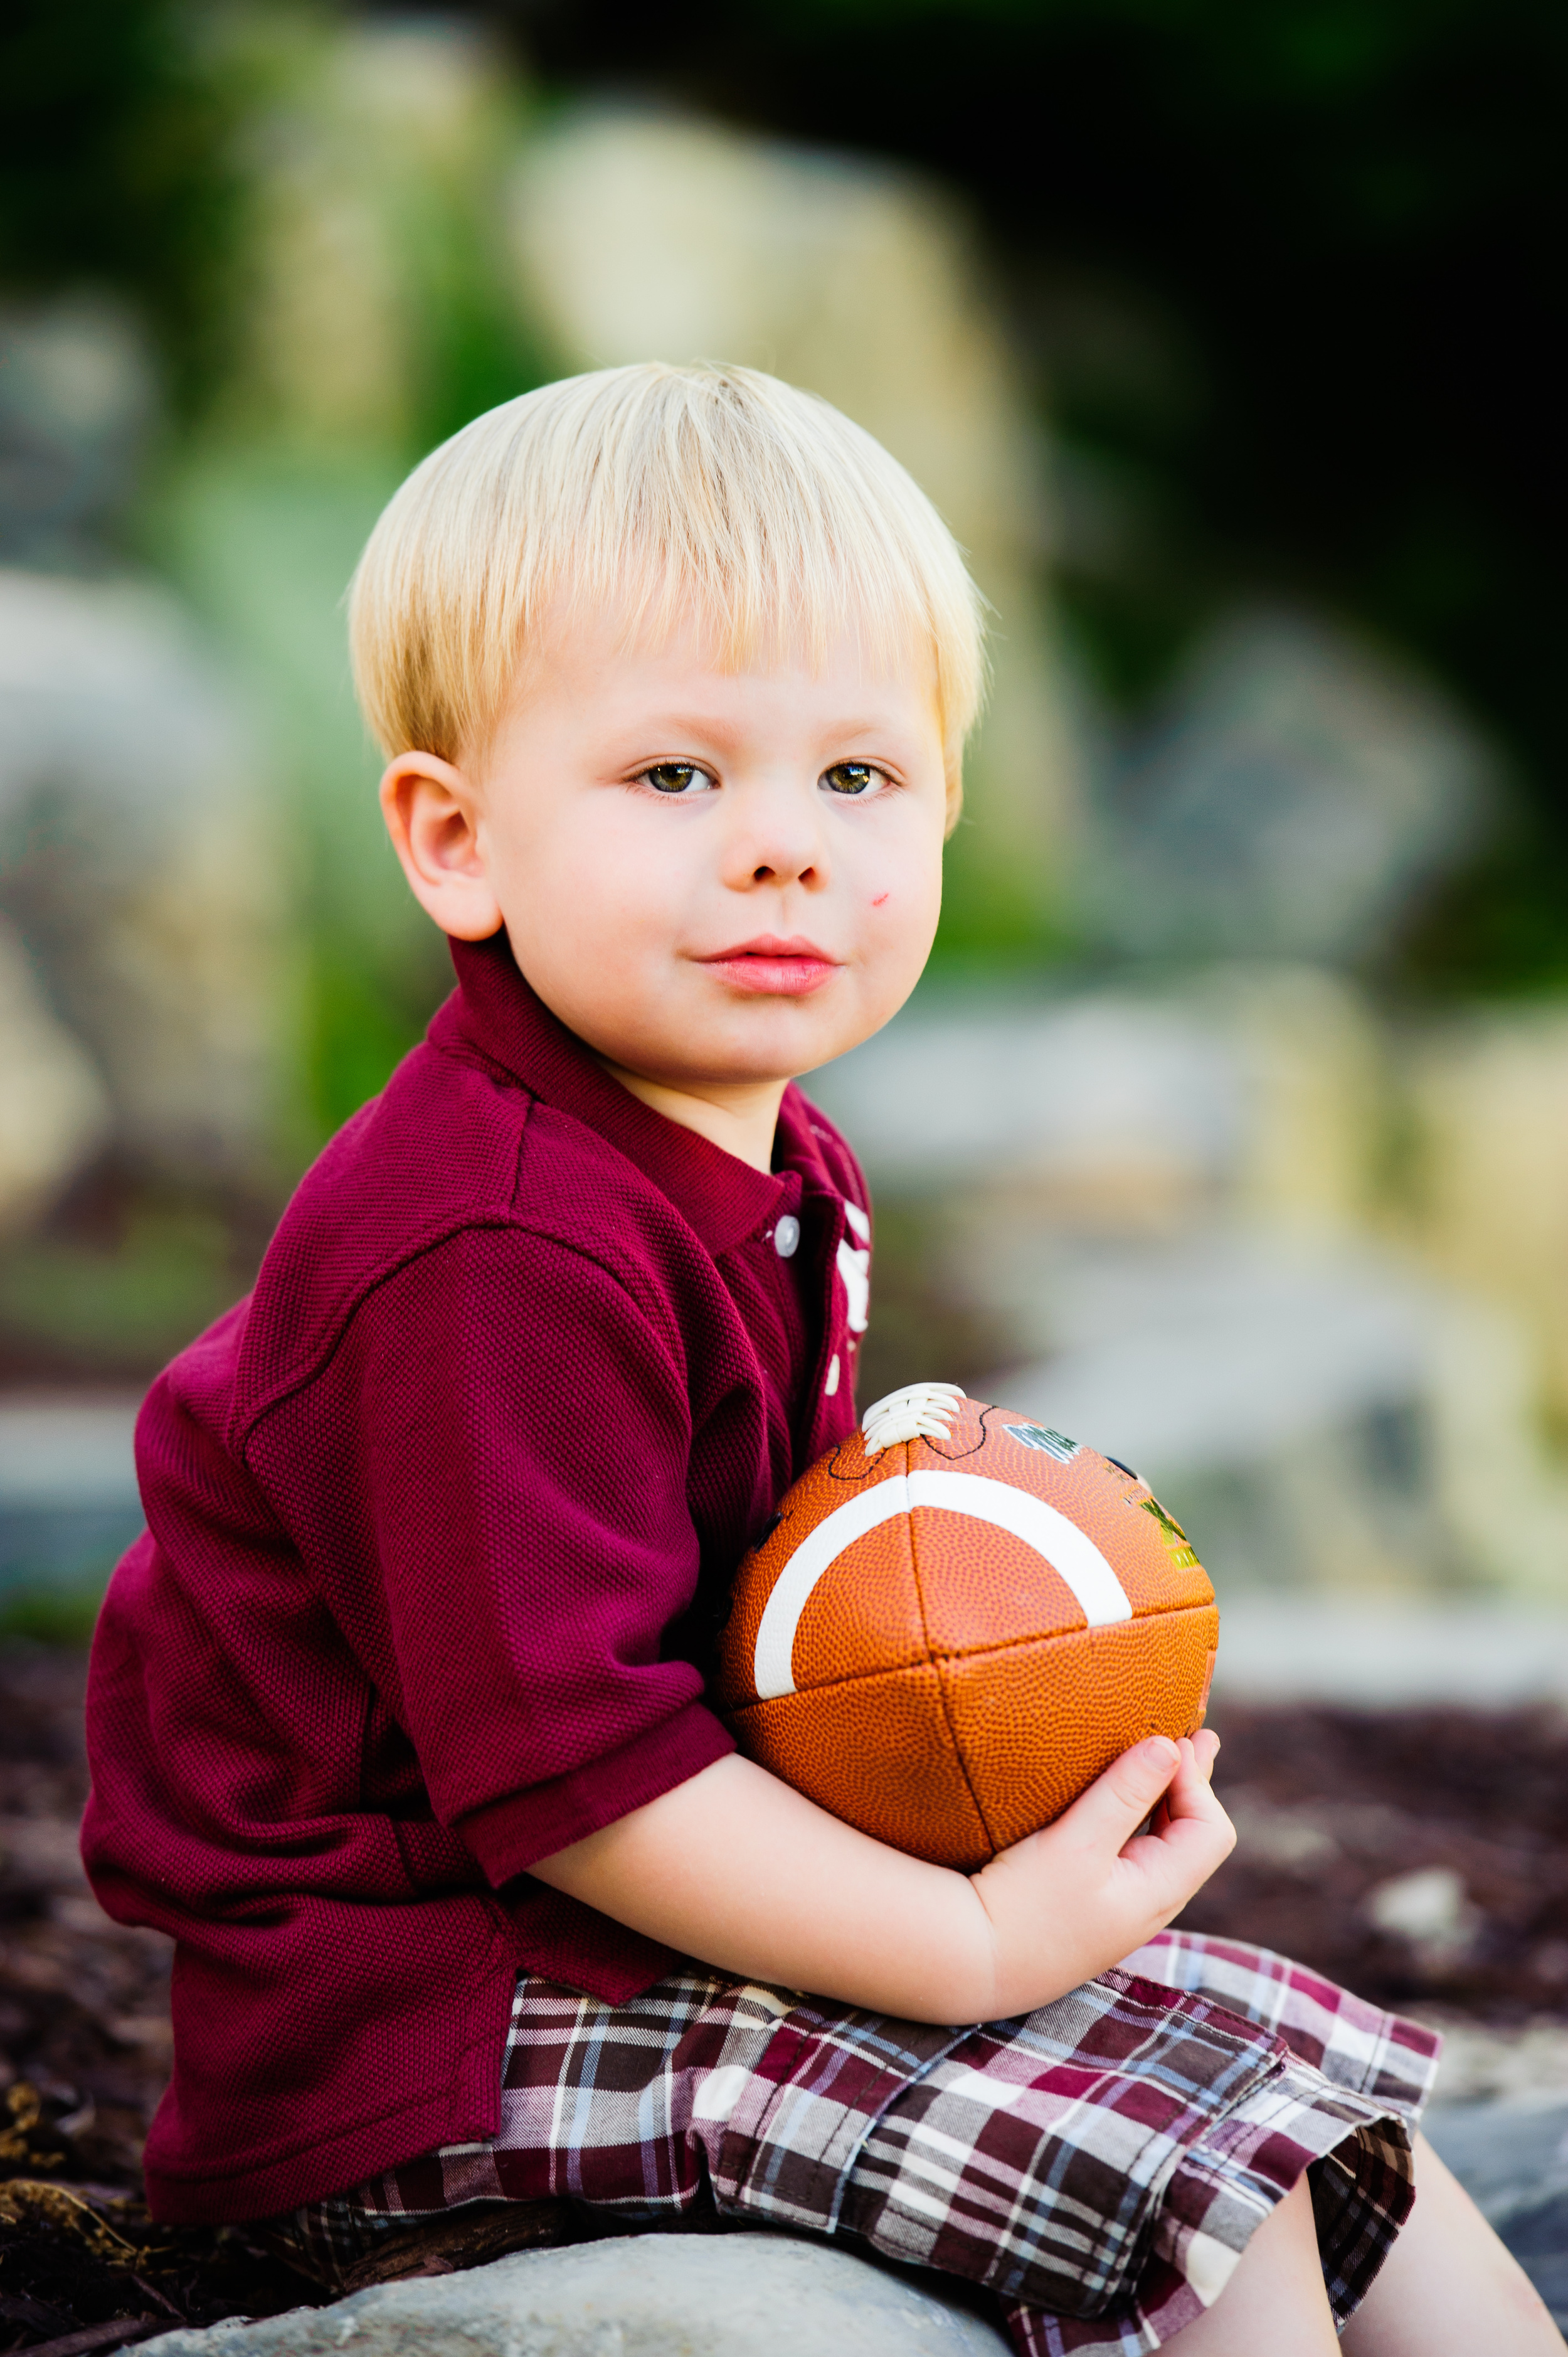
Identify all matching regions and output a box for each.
[1408,1008,1568,1430]
[0,922,110,1236]
[138,2232,1010,2356]
[508,107,1081,916]
[1363,1865,1480,1970]
[229,16,531,452]
[813,979,1568,1596]
[1091,610,1493,963]
[979,1228,1568,1599]
[1209,1597,1568,1704]
[1428,2018,1568,2109]
[0,568,291,1193]
[0,297,158,569]
[812,964,1382,1235]
[0,1395,143,1602]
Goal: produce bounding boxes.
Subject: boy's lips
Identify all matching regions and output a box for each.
[696,935,842,996]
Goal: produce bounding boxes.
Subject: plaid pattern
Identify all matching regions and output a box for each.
[273,1930,1439,2355]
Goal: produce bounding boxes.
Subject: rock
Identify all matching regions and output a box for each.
[0,567,290,1194]
[1091,609,1493,964]
[0,295,157,568]
[1426,2018,1568,2109]
[1408,1008,1568,1434]
[1207,1596,1568,1707]
[809,976,1568,1599]
[808,965,1384,1235]
[229,17,526,455]
[0,918,110,1235]
[138,2230,1011,2356]
[1362,1867,1481,1972]
[0,1393,143,1605]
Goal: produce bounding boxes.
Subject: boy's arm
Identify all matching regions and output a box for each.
[530,1732,1234,2024]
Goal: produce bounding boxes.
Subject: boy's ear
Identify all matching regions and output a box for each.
[379,750,504,941]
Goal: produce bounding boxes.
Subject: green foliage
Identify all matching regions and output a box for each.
[931,817,1080,972]
[0,1205,238,1370]
[305,945,433,1136]
[0,1587,105,1646]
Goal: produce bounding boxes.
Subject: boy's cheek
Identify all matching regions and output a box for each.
[863,845,944,954]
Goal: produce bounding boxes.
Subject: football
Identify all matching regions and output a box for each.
[716,1384,1219,1871]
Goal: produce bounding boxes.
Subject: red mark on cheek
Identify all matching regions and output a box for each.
[871,891,890,907]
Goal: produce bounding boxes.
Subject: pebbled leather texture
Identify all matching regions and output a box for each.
[716,1399,1220,1871]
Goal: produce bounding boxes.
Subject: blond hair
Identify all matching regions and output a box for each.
[349,363,986,826]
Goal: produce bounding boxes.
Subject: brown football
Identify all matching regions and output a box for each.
[716,1385,1219,1871]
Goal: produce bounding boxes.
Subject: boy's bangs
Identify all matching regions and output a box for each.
[351,363,987,809]
[563,528,939,706]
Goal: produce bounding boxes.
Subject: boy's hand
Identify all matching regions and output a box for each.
[972,1733,1234,2019]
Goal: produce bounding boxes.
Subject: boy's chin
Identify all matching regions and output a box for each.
[701,998,884,1076]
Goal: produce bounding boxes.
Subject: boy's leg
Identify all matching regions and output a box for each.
[1140,2129,1560,2357]
[1159,2174,1340,2356]
[1338,2134,1560,2357]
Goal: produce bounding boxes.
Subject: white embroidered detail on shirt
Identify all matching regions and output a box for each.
[835,1235,869,1332]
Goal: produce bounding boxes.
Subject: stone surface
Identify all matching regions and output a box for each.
[0,567,290,1194]
[0,295,158,568]
[0,917,110,1235]
[810,977,1568,1599]
[1091,608,1493,964]
[138,2231,1011,2356]
[1208,1597,1568,1705]
[1409,1009,1568,1432]
[808,966,1384,1232]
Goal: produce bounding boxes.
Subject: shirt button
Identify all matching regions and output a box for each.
[773,1214,801,1258]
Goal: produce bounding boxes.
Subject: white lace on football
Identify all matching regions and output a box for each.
[861,1381,967,1455]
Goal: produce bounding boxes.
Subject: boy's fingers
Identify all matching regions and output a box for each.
[1058,1737,1180,1850]
[1121,1792,1236,1899]
[1165,1743,1231,1827]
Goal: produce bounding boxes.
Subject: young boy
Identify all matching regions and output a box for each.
[82,365,1555,2354]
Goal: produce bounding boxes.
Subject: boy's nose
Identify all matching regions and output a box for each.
[746,851,819,887]
[723,804,827,891]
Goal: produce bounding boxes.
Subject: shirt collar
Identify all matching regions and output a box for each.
[434,932,830,1257]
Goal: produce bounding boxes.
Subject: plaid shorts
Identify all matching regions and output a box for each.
[275,1929,1439,2356]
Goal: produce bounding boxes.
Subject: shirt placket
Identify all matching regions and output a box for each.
[800,1193,850,1463]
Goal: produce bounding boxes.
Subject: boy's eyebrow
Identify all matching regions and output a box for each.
[607,710,917,755]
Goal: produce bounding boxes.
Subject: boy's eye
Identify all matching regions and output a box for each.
[640,762,714,795]
[822,762,882,797]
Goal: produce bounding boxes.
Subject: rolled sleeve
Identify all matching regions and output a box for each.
[457,1698,734,1881]
[258,1224,734,1866]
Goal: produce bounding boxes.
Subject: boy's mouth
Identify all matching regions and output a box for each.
[697,935,842,996]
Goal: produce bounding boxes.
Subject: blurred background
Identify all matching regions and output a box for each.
[4,4,1568,2322]
[5,0,1568,1646]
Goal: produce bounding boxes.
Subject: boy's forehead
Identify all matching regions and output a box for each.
[524,589,940,708]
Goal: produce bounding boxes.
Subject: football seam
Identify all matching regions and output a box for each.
[906,1479,998,1856]
[724,1601,1221,1706]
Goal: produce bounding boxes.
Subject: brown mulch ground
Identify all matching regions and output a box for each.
[4,1643,1567,2352]
[1184,1697,1568,2016]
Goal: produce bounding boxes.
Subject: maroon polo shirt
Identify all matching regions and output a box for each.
[80,931,871,2225]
